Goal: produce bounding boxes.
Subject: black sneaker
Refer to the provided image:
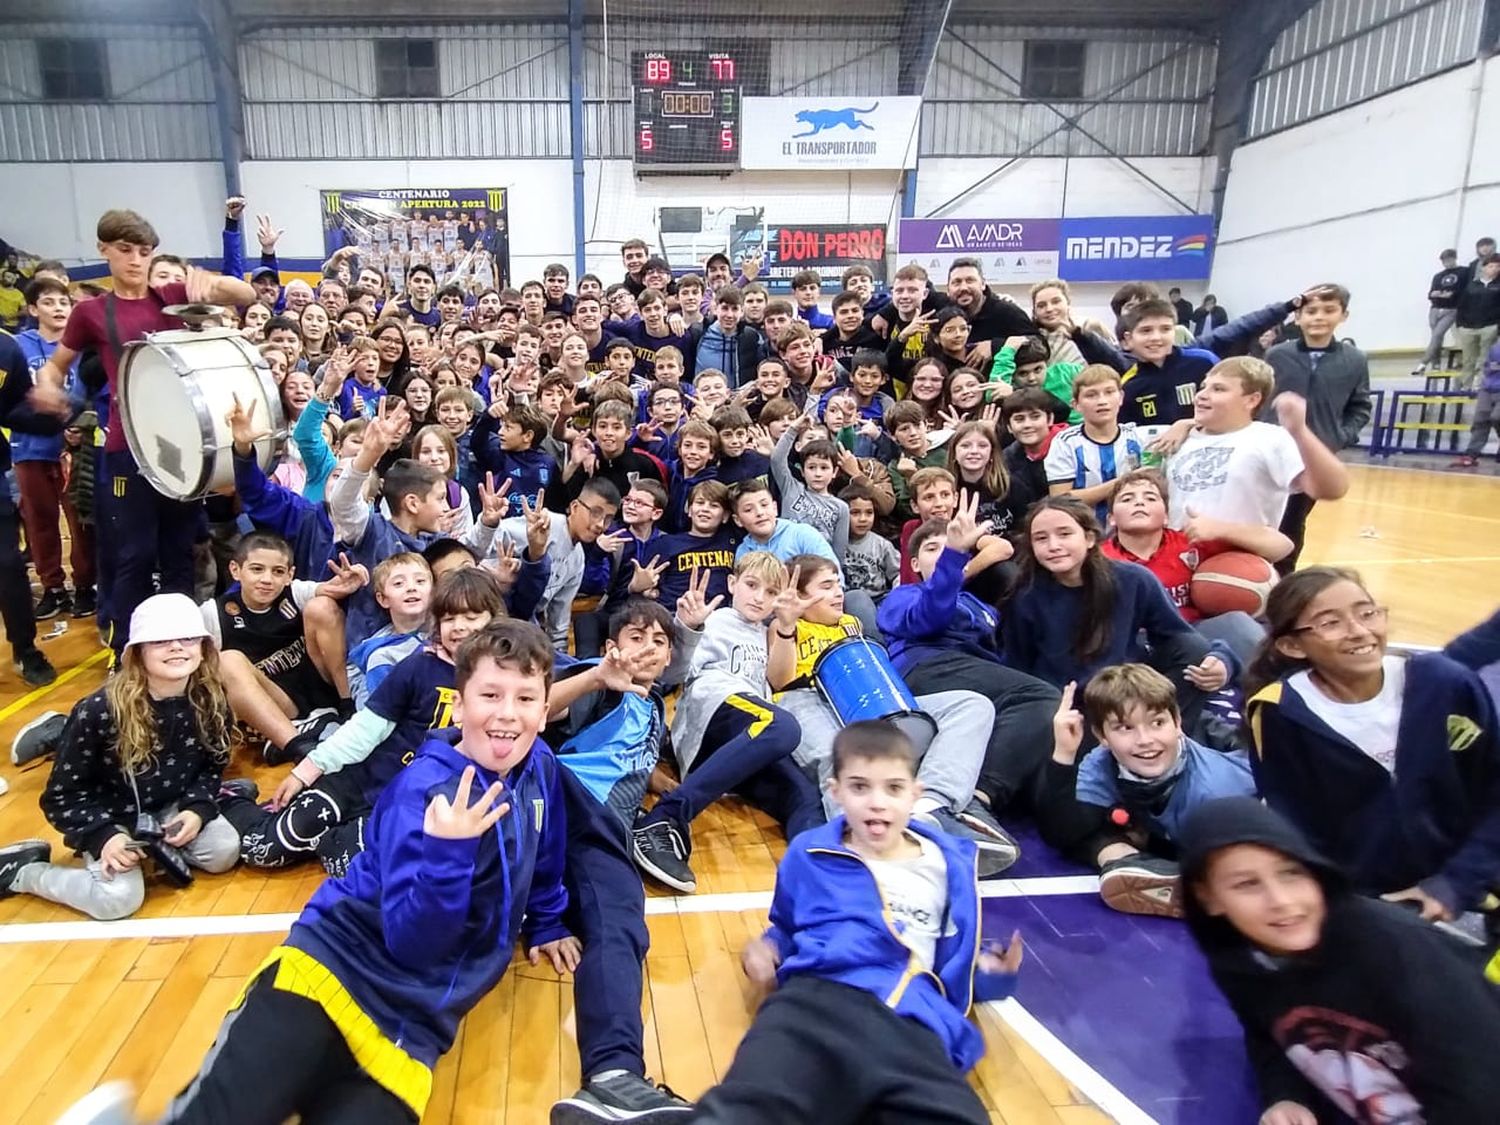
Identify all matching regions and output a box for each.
[11,710,66,766]
[1099,854,1183,918]
[265,729,320,767]
[296,708,341,742]
[551,1072,692,1123]
[920,807,1020,878]
[632,817,696,893]
[217,778,260,806]
[14,648,56,687]
[0,838,50,896]
[955,799,1023,873]
[71,588,97,618]
[34,588,68,620]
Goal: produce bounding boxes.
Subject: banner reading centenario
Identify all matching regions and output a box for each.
[320,187,511,295]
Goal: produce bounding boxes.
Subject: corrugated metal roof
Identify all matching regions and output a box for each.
[239,24,570,158]
[1248,0,1484,137]
[921,25,1214,157]
[0,25,216,161]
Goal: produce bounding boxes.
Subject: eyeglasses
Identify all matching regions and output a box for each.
[143,637,198,651]
[574,501,614,527]
[1291,604,1387,640]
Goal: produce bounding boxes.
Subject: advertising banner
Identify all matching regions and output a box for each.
[320,187,511,295]
[1057,215,1214,282]
[896,217,1061,283]
[740,97,921,171]
[728,222,889,294]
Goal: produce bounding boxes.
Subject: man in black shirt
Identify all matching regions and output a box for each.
[942,257,1034,367]
[1454,254,1500,391]
[1168,287,1194,326]
[1416,248,1466,374]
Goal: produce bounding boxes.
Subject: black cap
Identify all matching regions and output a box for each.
[705,252,731,268]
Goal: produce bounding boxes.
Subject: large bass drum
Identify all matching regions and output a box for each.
[118,327,286,500]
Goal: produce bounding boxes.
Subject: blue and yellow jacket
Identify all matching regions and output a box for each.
[261,732,570,1115]
[765,817,1016,1072]
[1247,652,1500,914]
[1120,344,1218,427]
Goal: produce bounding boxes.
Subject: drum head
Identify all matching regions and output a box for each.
[119,346,206,497]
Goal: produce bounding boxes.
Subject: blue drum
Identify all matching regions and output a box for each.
[812,637,937,748]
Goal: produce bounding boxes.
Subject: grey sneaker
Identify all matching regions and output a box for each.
[1099,854,1183,918]
[918,807,1020,877]
[551,1071,692,1122]
[54,1081,137,1125]
[11,710,66,766]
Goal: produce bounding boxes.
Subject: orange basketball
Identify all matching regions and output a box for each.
[1190,551,1278,618]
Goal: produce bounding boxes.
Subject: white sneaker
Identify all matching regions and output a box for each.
[55,1082,137,1125]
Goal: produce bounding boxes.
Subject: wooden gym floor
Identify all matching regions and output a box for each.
[0,462,1496,1124]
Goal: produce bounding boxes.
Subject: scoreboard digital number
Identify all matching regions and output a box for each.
[633,50,741,171]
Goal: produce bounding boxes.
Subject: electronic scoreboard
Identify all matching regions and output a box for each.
[633,50,742,171]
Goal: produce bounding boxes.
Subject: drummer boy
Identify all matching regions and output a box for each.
[764,553,1020,873]
[29,208,256,657]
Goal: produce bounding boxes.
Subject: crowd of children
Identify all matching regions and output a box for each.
[0,199,1496,1125]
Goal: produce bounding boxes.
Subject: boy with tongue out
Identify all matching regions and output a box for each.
[691,720,1023,1124]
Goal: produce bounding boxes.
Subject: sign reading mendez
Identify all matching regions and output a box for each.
[1057,215,1214,282]
[741,97,921,171]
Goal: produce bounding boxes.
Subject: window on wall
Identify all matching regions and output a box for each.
[1021,40,1086,100]
[37,38,109,101]
[375,39,439,98]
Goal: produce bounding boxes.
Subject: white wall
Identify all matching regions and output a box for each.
[0,158,575,283]
[0,162,227,264]
[1213,56,1497,352]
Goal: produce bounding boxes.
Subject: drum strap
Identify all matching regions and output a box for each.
[103,293,124,363]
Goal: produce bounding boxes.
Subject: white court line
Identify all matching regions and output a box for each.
[987,998,1158,1125]
[2,880,1150,1124]
[0,876,1101,945]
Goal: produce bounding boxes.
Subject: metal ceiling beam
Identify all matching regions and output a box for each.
[1206,0,1318,224]
[195,0,246,197]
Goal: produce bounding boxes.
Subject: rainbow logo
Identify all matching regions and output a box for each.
[1174,234,1209,256]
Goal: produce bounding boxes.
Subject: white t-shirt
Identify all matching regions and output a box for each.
[1286,656,1406,774]
[866,832,955,972]
[1166,421,1304,528]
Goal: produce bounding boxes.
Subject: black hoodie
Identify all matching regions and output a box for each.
[1179,798,1500,1124]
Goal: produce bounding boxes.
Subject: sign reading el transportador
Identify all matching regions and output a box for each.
[741,97,921,170]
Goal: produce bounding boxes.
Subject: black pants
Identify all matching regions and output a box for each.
[561,768,651,1079]
[221,768,369,876]
[690,976,988,1125]
[647,695,823,839]
[0,490,37,655]
[903,652,1059,811]
[162,968,416,1125]
[101,448,200,652]
[1276,492,1316,576]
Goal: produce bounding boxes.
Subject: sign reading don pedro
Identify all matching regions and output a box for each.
[320,187,511,294]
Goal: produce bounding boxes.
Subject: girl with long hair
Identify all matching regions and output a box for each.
[906,357,947,427]
[297,302,335,368]
[1243,566,1500,921]
[0,595,241,919]
[945,419,1021,536]
[1003,498,1231,721]
[371,319,411,386]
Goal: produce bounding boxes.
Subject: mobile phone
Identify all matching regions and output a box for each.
[337,328,354,345]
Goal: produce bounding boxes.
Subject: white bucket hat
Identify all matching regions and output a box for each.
[126,593,210,649]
